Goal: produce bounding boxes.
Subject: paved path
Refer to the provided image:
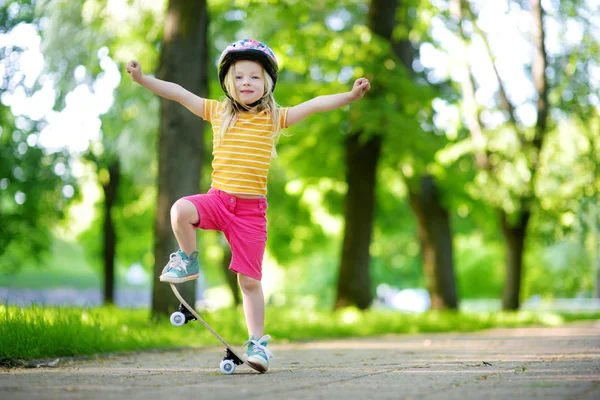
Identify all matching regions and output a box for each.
[1,321,599,399]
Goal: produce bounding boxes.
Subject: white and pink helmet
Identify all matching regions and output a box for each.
[218,39,279,95]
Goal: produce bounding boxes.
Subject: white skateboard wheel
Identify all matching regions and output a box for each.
[170,311,186,327]
[220,359,236,374]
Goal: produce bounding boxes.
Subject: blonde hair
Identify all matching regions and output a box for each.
[218,62,283,158]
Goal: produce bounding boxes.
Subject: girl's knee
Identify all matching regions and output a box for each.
[238,274,261,293]
[171,199,199,225]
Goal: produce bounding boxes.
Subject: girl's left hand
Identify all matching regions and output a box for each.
[351,78,370,101]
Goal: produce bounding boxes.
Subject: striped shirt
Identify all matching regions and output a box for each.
[203,99,288,197]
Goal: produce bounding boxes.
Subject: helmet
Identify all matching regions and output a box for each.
[218,39,279,95]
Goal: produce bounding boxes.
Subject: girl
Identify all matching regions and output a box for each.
[126,38,370,372]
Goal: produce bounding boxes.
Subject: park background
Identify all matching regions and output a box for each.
[1,0,600,362]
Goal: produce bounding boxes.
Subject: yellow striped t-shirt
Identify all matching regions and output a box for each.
[203,99,288,197]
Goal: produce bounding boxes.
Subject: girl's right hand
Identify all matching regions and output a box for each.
[126,60,143,83]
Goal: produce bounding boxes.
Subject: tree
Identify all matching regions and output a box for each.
[0,0,78,271]
[220,0,457,309]
[371,0,458,309]
[208,0,379,308]
[36,0,161,304]
[151,0,210,318]
[449,0,545,309]
[447,0,600,308]
[335,132,382,309]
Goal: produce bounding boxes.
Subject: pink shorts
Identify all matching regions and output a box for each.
[183,188,268,281]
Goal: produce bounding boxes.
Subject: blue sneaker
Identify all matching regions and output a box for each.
[159,250,200,283]
[244,335,273,373]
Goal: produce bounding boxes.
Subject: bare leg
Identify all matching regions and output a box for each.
[238,273,264,338]
[170,199,199,256]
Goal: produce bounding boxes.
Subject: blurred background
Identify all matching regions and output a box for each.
[1,0,599,317]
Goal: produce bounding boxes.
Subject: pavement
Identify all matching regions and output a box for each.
[1,321,599,400]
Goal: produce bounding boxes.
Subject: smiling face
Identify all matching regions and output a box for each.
[232,60,266,105]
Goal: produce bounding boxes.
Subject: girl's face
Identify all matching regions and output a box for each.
[233,60,265,105]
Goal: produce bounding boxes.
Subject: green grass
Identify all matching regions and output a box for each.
[2,304,598,363]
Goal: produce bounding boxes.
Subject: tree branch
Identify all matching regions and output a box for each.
[531,0,549,155]
[450,0,490,170]
[465,6,522,140]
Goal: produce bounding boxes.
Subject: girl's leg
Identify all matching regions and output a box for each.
[170,199,199,256]
[160,199,201,283]
[237,272,273,372]
[237,273,264,338]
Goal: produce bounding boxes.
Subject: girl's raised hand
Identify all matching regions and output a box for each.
[351,77,370,101]
[126,60,143,83]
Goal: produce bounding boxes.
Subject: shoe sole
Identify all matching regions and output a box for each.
[246,359,268,373]
[159,273,200,283]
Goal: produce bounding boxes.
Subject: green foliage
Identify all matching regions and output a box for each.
[454,234,504,299]
[77,178,156,272]
[372,175,424,289]
[523,239,593,299]
[1,0,35,23]
[0,1,80,270]
[38,0,163,276]
[3,0,598,304]
[276,245,342,308]
[0,115,54,269]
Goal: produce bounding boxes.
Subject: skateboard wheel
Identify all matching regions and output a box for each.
[220,359,236,375]
[170,311,186,327]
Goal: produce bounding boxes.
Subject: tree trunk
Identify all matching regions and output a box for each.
[369,0,412,68]
[531,0,549,154]
[335,133,381,309]
[594,208,600,299]
[371,0,458,309]
[102,159,120,305]
[409,176,457,309]
[499,0,547,311]
[584,202,600,298]
[500,210,530,310]
[151,0,209,319]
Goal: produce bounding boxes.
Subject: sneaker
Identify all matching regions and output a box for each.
[244,334,273,373]
[159,250,200,283]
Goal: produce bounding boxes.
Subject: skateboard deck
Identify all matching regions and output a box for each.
[169,283,264,374]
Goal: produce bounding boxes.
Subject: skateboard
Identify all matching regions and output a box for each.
[168,283,264,374]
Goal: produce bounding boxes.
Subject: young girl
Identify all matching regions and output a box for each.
[126,38,370,372]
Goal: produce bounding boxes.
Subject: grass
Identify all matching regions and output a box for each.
[2,304,598,363]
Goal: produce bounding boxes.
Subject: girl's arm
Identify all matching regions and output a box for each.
[126,60,206,119]
[286,78,370,127]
